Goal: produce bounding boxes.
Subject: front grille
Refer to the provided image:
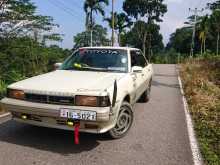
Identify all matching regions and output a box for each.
[25,94,47,103]
[25,93,74,105]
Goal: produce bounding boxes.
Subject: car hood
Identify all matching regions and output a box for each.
[9,70,125,96]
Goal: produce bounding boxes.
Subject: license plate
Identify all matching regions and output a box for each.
[60,109,96,121]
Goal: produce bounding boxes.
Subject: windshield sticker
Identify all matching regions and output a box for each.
[79,49,86,55]
[82,49,120,55]
[121,58,127,64]
[108,67,126,71]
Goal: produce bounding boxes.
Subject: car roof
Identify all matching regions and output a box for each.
[80,46,140,51]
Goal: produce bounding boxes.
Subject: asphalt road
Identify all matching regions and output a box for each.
[0,64,193,165]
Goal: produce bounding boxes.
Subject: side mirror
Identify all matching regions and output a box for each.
[54,63,62,70]
[132,66,143,73]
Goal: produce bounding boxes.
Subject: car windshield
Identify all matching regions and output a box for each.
[60,49,128,73]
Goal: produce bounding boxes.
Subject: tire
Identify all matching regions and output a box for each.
[138,80,152,103]
[109,102,133,139]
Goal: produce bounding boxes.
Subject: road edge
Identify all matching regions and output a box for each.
[0,112,11,124]
[177,70,203,165]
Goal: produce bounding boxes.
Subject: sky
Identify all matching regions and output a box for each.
[31,0,215,49]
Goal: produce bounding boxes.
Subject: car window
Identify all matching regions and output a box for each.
[60,49,128,73]
[139,51,149,65]
[130,50,148,68]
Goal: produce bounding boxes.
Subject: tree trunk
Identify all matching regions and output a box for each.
[85,13,89,30]
[118,29,122,46]
[217,31,219,56]
[204,38,206,54]
[200,42,203,56]
[90,9,93,47]
[142,33,147,57]
[118,33,120,46]
[148,33,152,61]
[90,30,93,47]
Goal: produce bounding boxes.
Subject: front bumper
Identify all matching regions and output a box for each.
[1,98,117,133]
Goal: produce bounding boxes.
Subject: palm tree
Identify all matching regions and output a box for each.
[199,15,209,55]
[104,12,132,46]
[210,10,220,56]
[84,0,109,46]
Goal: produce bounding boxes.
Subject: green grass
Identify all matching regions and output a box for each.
[180,57,220,165]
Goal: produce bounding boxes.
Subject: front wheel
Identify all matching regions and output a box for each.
[109,102,133,139]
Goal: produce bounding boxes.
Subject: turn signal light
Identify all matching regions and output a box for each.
[7,89,25,100]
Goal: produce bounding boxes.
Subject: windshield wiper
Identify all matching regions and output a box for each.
[81,66,109,71]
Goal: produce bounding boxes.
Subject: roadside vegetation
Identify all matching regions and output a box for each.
[176,2,220,163]
[180,57,220,165]
[0,0,70,100]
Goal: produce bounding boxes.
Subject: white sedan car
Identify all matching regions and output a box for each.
[1,47,153,139]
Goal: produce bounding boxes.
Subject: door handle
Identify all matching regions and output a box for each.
[131,74,137,81]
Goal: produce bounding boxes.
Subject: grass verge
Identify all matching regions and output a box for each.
[180,57,220,165]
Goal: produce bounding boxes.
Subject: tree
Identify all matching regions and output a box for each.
[206,1,220,55]
[121,21,164,60]
[208,0,220,10]
[123,0,167,56]
[0,0,70,98]
[123,0,167,22]
[166,27,193,54]
[42,33,63,46]
[73,24,110,48]
[209,10,220,56]
[84,0,109,46]
[104,12,132,45]
[166,1,220,57]
[131,21,148,56]
[199,15,209,55]
[0,0,67,82]
[0,0,60,41]
[167,14,213,55]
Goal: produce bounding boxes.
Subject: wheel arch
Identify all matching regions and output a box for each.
[123,94,131,103]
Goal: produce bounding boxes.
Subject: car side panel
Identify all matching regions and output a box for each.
[142,64,153,92]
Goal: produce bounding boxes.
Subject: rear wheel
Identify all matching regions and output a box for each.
[109,102,133,139]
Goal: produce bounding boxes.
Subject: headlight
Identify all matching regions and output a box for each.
[75,95,110,107]
[7,89,25,100]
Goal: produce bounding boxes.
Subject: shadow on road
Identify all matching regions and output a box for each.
[152,80,180,89]
[154,73,177,78]
[0,120,112,155]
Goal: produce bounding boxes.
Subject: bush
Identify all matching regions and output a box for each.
[0,80,7,99]
[151,49,187,64]
[0,38,71,98]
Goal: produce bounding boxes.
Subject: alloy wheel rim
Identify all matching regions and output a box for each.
[113,106,132,136]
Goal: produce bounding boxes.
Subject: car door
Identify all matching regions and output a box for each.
[130,50,147,101]
[137,51,152,91]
